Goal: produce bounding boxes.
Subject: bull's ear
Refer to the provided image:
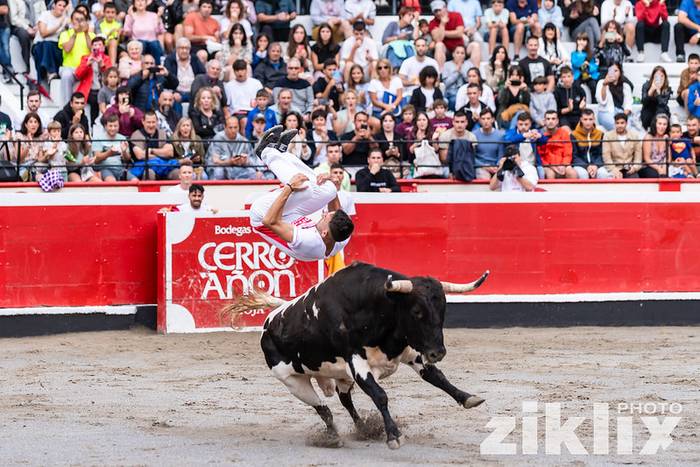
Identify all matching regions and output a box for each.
[385,275,413,293]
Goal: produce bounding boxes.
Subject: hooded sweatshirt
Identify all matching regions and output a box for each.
[529,91,557,126]
[53,103,90,139]
[571,122,604,167]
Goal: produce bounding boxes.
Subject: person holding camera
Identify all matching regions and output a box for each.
[341,111,377,177]
[102,86,145,137]
[489,145,538,192]
[127,54,179,111]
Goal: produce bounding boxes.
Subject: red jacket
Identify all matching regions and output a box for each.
[538,126,573,166]
[635,0,668,28]
[74,53,113,99]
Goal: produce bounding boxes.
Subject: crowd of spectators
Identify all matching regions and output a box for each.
[1,0,700,193]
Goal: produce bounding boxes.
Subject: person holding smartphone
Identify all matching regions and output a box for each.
[101,86,145,137]
[312,59,344,110]
[595,62,632,131]
[58,9,95,108]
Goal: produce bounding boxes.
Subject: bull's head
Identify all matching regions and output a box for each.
[385,271,489,364]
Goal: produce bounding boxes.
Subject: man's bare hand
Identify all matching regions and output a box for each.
[288,173,309,191]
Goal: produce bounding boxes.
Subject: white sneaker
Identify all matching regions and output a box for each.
[661,52,673,63]
[636,52,645,62]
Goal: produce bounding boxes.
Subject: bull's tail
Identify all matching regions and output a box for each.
[220,289,287,328]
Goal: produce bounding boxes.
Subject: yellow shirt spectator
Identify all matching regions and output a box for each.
[99,19,122,42]
[58,29,95,68]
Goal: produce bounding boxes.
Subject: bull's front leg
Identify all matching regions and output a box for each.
[403,350,484,409]
[349,354,403,449]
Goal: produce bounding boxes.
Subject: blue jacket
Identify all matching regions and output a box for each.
[688,82,700,118]
[504,128,542,166]
[244,107,277,138]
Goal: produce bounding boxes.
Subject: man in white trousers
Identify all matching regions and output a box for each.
[249,126,355,262]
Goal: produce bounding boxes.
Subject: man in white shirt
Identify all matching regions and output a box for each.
[166,162,195,204]
[489,145,538,192]
[178,184,217,213]
[339,20,378,78]
[249,126,355,262]
[224,59,263,127]
[399,37,440,96]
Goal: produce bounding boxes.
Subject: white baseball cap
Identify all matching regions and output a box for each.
[430,0,446,12]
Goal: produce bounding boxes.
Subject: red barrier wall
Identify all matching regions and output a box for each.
[4,192,700,312]
[345,196,700,294]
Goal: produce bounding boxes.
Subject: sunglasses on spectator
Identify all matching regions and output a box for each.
[377,65,390,70]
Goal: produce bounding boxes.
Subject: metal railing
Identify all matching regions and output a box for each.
[0,136,691,182]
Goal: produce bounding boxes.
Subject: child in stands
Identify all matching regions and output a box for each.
[668,124,697,178]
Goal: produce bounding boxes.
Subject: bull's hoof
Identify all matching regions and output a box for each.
[463,395,485,409]
[386,434,404,450]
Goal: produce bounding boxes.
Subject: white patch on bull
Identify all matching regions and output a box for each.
[270,360,298,382]
[350,354,372,380]
[301,357,352,380]
[312,303,320,318]
[363,346,404,380]
[399,347,425,375]
[270,361,323,407]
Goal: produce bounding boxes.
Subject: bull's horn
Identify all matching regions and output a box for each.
[441,270,490,293]
[385,275,413,293]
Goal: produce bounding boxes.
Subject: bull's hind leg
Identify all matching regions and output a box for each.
[274,372,343,447]
[335,379,360,423]
[349,355,403,449]
[402,349,484,409]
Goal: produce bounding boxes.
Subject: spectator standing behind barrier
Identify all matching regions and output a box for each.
[554,66,587,130]
[53,92,90,139]
[207,117,263,179]
[489,145,538,191]
[473,108,505,180]
[537,109,576,179]
[603,112,643,178]
[356,148,401,192]
[32,0,67,83]
[255,0,296,42]
[595,63,632,131]
[634,0,671,63]
[640,113,669,177]
[571,108,611,179]
[166,161,195,204]
[102,86,144,137]
[75,36,113,125]
[178,184,217,213]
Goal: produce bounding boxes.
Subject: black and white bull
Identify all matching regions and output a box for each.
[224,262,489,449]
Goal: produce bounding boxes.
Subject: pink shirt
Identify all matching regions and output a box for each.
[123,12,164,42]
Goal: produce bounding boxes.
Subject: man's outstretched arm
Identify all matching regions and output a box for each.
[262,174,309,242]
[317,173,341,212]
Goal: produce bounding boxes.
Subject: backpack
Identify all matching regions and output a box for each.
[447,139,476,182]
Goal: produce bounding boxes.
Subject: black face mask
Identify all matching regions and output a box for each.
[510,79,521,87]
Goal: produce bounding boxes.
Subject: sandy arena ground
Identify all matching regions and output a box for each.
[0,326,698,466]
